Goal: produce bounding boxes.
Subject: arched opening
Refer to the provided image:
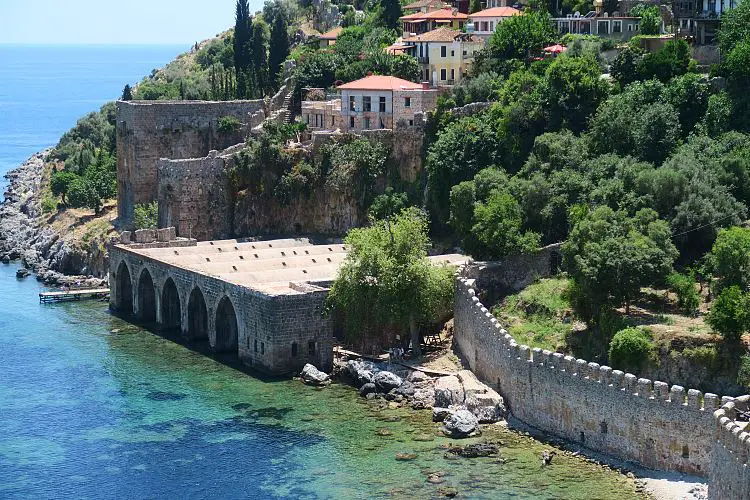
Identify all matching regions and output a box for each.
[214,296,238,353]
[187,287,208,341]
[137,268,156,322]
[161,278,181,333]
[115,261,133,314]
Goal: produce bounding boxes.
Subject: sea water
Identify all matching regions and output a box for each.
[0,45,643,498]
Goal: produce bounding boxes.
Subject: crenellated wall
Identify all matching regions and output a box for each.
[709,397,750,499]
[454,277,723,476]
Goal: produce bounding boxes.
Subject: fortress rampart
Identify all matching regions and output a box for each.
[454,277,723,476]
[709,396,750,498]
[116,99,265,225]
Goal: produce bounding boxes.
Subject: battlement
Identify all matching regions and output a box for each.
[454,277,724,476]
[709,396,750,498]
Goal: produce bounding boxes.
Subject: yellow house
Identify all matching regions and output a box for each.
[403,27,484,86]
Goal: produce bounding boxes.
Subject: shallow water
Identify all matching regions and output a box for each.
[0,264,645,498]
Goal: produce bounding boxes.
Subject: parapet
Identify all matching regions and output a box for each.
[119,227,196,249]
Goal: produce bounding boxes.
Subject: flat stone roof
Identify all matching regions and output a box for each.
[119,238,469,295]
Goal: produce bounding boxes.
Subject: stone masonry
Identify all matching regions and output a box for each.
[709,396,750,499]
[116,99,265,225]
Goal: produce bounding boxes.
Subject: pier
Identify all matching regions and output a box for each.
[39,288,110,303]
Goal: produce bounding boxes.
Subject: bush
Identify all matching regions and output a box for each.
[666,272,700,316]
[737,355,750,389]
[218,116,242,135]
[608,327,654,373]
[707,285,749,342]
[711,226,750,290]
[133,202,158,230]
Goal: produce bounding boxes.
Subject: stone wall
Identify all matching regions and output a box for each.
[116,99,265,225]
[157,150,233,241]
[454,277,722,476]
[709,396,750,499]
[109,244,333,375]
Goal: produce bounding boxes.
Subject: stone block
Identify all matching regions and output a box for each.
[457,369,487,399]
[157,227,176,242]
[121,231,132,244]
[134,229,157,243]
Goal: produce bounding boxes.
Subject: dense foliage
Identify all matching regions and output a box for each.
[608,328,654,372]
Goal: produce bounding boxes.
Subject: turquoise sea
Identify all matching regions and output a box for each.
[0,45,643,498]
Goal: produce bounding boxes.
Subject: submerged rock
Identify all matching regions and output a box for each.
[374,371,402,393]
[359,383,377,396]
[300,364,330,386]
[447,443,500,458]
[15,268,30,279]
[443,409,479,438]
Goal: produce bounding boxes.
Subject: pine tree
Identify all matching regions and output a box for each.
[122,84,133,101]
[234,0,253,98]
[268,4,290,88]
[252,19,271,97]
[469,0,483,14]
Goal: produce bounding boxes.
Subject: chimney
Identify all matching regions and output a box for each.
[367,71,373,76]
[421,82,431,90]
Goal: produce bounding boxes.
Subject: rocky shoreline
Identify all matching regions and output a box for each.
[0,151,107,287]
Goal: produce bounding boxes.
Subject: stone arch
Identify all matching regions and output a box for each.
[187,287,209,341]
[137,268,157,322]
[214,296,238,353]
[160,278,181,333]
[115,261,133,314]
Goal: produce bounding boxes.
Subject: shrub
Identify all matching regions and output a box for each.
[218,116,242,135]
[608,327,654,373]
[711,226,750,290]
[133,202,158,230]
[707,285,749,342]
[737,355,750,389]
[666,272,700,316]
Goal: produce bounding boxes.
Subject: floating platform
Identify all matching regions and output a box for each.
[39,288,110,303]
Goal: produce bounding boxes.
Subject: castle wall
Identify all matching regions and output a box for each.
[709,397,750,499]
[116,99,264,225]
[454,277,721,476]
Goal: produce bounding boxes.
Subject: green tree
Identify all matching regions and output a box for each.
[234,0,254,98]
[268,2,291,86]
[717,0,750,55]
[376,0,403,30]
[700,91,733,137]
[724,40,750,86]
[471,191,541,259]
[708,285,749,342]
[133,202,159,229]
[663,73,709,134]
[563,207,678,318]
[666,271,700,315]
[122,84,133,101]
[50,171,78,205]
[711,226,750,290]
[608,327,654,372]
[487,11,555,62]
[638,39,692,83]
[470,0,483,14]
[639,6,661,35]
[252,18,271,96]
[326,208,455,355]
[66,150,116,214]
[609,45,643,87]
[543,55,609,133]
[368,187,408,221]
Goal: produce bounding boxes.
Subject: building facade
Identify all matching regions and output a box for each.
[467,6,522,37]
[400,7,469,35]
[551,12,642,40]
[404,27,484,86]
[675,0,744,44]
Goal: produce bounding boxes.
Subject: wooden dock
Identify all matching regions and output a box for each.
[39,288,110,304]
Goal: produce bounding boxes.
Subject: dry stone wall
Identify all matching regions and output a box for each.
[116,99,264,225]
[454,277,723,476]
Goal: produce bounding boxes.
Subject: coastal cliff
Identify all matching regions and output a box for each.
[0,152,113,286]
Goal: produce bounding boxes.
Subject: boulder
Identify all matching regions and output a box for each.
[407,370,431,384]
[411,388,436,410]
[359,383,377,396]
[0,254,10,264]
[300,364,330,386]
[432,407,454,422]
[457,370,487,399]
[443,409,480,438]
[374,371,402,393]
[434,375,465,407]
[395,381,416,397]
[465,387,506,423]
[356,370,374,388]
[15,268,30,279]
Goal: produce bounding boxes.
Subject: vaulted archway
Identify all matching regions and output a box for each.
[160,278,181,333]
[137,268,156,322]
[187,287,208,341]
[214,296,238,353]
[115,261,133,314]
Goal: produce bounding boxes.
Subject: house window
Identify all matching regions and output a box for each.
[404,97,411,107]
[331,115,335,126]
[441,46,447,57]
[613,20,622,33]
[489,21,494,31]
[440,68,447,80]
[308,341,316,356]
[305,114,310,124]
[409,119,414,126]
[379,96,386,112]
[363,117,371,129]
[597,20,609,34]
[349,116,355,128]
[291,342,298,357]
[349,95,356,111]
[380,118,385,129]
[450,69,455,80]
[451,50,455,57]
[363,96,372,112]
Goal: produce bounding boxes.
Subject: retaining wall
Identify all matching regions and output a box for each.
[454,277,721,476]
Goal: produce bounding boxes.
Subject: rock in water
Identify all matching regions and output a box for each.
[15,268,30,279]
[374,371,402,393]
[432,407,454,422]
[465,388,506,423]
[300,364,330,386]
[359,383,377,396]
[434,375,465,407]
[443,409,479,438]
[447,443,499,458]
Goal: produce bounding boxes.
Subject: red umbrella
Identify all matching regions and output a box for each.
[543,44,567,53]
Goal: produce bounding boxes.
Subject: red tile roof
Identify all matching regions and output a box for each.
[400,7,469,20]
[319,27,343,40]
[403,0,449,10]
[403,26,480,42]
[337,75,424,91]
[469,6,522,17]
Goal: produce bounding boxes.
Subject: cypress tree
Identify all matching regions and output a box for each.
[234,0,253,98]
[122,84,133,101]
[377,0,403,30]
[469,0,483,14]
[252,19,271,97]
[268,3,290,88]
